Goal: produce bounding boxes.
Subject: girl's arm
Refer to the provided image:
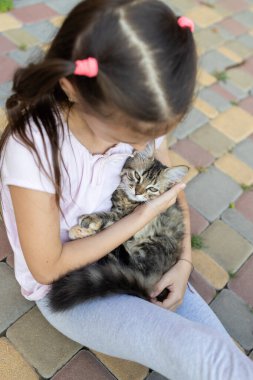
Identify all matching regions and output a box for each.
[9,181,185,285]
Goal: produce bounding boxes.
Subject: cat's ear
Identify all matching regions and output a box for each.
[164,165,189,183]
[133,142,154,160]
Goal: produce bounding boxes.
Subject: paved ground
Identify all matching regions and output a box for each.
[0,0,253,379]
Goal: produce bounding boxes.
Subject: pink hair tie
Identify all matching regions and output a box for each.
[74,57,99,77]
[177,16,195,33]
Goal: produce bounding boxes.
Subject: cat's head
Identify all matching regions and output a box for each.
[120,143,189,202]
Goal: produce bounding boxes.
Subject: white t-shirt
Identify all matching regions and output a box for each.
[0,111,165,301]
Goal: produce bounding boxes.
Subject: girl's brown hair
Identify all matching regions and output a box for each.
[0,0,197,219]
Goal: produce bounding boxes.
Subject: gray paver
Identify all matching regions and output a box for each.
[222,208,253,245]
[0,81,12,107]
[6,306,82,379]
[233,139,253,169]
[219,81,248,101]
[185,167,242,222]
[200,220,253,273]
[8,46,43,66]
[173,108,208,139]
[23,21,58,44]
[45,0,81,15]
[0,263,34,334]
[210,289,253,351]
[198,88,231,113]
[234,12,253,29]
[199,50,235,73]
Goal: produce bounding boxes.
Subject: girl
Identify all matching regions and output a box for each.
[0,0,253,379]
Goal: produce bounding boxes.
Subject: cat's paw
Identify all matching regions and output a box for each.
[69,224,96,240]
[78,214,103,230]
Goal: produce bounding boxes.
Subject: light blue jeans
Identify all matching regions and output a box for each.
[36,282,253,380]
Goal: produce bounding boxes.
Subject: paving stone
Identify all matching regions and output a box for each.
[146,372,167,380]
[215,153,253,186]
[226,68,253,92]
[218,81,247,101]
[185,167,242,222]
[194,28,225,55]
[217,46,243,64]
[46,0,81,15]
[242,56,253,78]
[0,220,13,260]
[0,337,39,380]
[168,150,198,183]
[210,289,253,351]
[233,138,253,169]
[50,15,65,28]
[166,0,198,13]
[3,28,39,48]
[192,249,229,290]
[0,108,8,133]
[6,306,82,379]
[189,124,235,158]
[223,39,253,60]
[0,34,16,53]
[6,251,14,268]
[0,82,12,108]
[0,262,33,334]
[13,0,41,7]
[240,96,253,116]
[197,68,217,87]
[211,107,253,143]
[0,14,22,33]
[194,97,218,119]
[11,3,58,24]
[234,11,253,29]
[23,20,58,43]
[173,108,209,139]
[171,139,214,168]
[235,191,253,223]
[228,254,253,308]
[222,208,253,245]
[189,206,209,235]
[187,269,216,305]
[52,350,117,380]
[198,87,231,113]
[217,17,248,36]
[210,83,236,101]
[199,50,235,74]
[91,350,149,380]
[186,5,223,28]
[200,220,253,273]
[218,0,249,13]
[8,46,44,66]
[0,55,19,84]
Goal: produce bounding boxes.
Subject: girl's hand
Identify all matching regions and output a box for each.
[149,259,192,311]
[137,182,186,219]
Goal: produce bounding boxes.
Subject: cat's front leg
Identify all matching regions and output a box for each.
[69,212,119,240]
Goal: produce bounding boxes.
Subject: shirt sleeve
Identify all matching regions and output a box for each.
[1,128,56,194]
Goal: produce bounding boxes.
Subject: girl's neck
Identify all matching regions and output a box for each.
[61,104,118,155]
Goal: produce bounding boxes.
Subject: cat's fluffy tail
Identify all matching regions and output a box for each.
[47,261,155,312]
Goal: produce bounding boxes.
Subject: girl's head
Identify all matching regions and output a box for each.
[0,0,197,214]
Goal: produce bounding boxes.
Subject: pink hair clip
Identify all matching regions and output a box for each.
[74,57,99,77]
[177,16,195,33]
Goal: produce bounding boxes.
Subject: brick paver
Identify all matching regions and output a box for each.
[1,0,253,378]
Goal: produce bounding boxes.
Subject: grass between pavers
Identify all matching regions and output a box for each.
[0,0,13,12]
[212,70,229,83]
[191,234,205,250]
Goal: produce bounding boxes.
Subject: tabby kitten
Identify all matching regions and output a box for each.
[47,143,189,312]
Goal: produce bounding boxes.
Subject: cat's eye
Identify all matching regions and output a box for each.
[134,171,140,182]
[148,187,158,192]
